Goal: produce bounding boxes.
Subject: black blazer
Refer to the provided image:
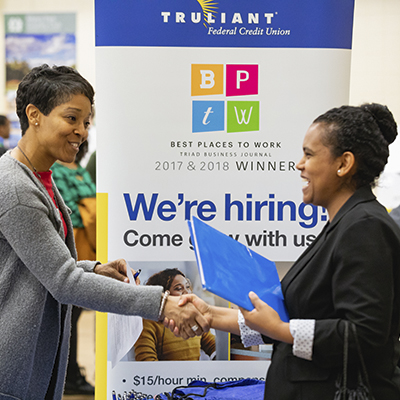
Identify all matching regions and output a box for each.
[264,186,400,400]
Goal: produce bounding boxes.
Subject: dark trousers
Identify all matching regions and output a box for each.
[66,306,83,381]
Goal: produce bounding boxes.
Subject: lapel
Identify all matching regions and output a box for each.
[282,186,376,294]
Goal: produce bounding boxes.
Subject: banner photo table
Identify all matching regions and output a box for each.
[95,1,355,398]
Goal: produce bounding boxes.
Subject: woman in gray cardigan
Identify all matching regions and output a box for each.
[0,65,208,400]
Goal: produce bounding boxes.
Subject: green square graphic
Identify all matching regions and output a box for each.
[227,101,259,133]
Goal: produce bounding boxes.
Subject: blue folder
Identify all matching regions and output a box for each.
[188,217,289,321]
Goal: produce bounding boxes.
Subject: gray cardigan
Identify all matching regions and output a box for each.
[0,153,163,399]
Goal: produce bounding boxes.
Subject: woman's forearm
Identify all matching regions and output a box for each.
[209,306,240,335]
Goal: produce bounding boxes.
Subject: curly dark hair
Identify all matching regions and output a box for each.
[16,64,95,136]
[313,103,397,188]
[146,268,186,292]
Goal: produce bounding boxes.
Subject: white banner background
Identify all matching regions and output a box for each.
[95,2,354,397]
[97,47,351,263]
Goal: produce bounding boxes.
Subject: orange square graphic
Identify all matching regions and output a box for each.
[191,64,224,96]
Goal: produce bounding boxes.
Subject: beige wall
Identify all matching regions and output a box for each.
[350,0,400,205]
[350,0,400,119]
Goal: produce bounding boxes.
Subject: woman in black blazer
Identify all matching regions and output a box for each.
[175,103,400,399]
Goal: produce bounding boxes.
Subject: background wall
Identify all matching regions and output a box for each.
[0,0,96,114]
[0,0,399,205]
[350,0,400,207]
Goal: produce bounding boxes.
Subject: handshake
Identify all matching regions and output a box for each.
[161,293,213,340]
[160,290,292,344]
[95,259,291,343]
[160,291,292,345]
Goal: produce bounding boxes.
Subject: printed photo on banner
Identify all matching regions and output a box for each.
[114,261,278,364]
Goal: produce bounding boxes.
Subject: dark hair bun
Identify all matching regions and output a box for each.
[361,103,398,144]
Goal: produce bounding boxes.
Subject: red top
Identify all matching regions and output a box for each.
[36,170,68,238]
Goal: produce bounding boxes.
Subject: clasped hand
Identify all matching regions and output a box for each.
[164,292,293,344]
[93,260,209,339]
[94,260,291,343]
[161,295,211,340]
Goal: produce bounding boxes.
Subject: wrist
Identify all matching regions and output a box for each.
[158,290,170,321]
[207,305,215,326]
[275,321,293,344]
[93,262,101,274]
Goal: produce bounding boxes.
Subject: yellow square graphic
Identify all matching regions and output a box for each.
[191,64,224,96]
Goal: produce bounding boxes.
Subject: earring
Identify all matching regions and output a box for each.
[35,122,38,126]
[338,170,341,174]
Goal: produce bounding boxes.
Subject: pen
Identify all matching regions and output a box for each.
[133,269,141,280]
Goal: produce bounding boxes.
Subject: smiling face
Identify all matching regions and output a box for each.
[296,123,343,212]
[169,274,192,296]
[34,93,92,169]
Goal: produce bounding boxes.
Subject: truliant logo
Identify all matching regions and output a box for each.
[192,64,259,134]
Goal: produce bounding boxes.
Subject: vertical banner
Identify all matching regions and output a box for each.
[4,13,76,148]
[95,1,355,398]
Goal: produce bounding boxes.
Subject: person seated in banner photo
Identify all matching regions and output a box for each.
[135,268,216,361]
[0,114,11,157]
[0,64,209,400]
[170,103,400,400]
[51,140,96,395]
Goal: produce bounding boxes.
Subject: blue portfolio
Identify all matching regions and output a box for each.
[188,217,289,321]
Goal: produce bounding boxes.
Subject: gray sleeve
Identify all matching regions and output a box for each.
[0,203,162,320]
[77,260,98,273]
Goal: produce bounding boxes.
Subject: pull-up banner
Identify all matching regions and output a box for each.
[96,1,354,49]
[95,1,355,398]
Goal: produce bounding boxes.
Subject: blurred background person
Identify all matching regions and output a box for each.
[0,115,11,157]
[51,140,96,395]
[86,149,96,183]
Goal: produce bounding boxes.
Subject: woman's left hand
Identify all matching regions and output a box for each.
[240,292,293,344]
[94,259,130,283]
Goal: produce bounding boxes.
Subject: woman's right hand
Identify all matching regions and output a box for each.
[180,294,212,325]
[162,294,210,340]
[164,294,213,337]
[168,295,243,336]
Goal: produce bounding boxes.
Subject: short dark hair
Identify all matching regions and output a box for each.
[314,103,397,188]
[146,268,186,292]
[16,64,95,135]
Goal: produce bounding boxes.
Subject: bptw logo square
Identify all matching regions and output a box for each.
[191,63,259,133]
[226,64,258,97]
[192,101,224,133]
[227,101,259,133]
